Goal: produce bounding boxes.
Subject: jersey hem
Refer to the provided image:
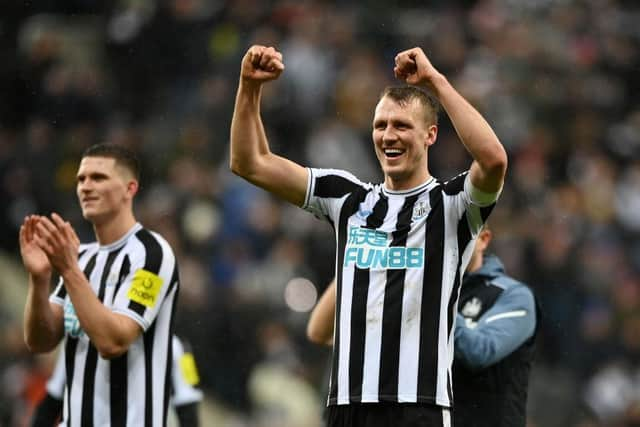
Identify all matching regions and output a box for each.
[327,394,451,409]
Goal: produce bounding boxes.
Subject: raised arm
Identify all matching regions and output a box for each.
[307,279,336,346]
[394,47,507,193]
[35,214,142,359]
[20,216,64,353]
[230,45,309,206]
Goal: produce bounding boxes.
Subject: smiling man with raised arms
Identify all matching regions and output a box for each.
[230,45,507,427]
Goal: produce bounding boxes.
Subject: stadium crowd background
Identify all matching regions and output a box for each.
[0,1,639,426]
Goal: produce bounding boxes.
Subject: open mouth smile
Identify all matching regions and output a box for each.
[384,148,405,158]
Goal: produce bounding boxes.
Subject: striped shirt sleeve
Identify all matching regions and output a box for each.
[444,172,501,237]
[111,229,178,330]
[50,244,94,306]
[303,167,368,222]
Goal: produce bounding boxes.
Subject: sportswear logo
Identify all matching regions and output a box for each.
[106,271,118,287]
[127,269,163,308]
[357,203,373,219]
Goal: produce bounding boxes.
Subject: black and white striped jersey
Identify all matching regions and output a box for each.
[303,168,497,408]
[43,336,202,410]
[49,222,179,427]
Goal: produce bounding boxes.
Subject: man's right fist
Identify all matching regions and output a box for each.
[241,45,285,83]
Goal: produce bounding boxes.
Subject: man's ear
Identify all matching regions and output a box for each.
[127,180,139,198]
[425,124,438,148]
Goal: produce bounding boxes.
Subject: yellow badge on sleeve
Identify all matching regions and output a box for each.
[127,269,163,308]
[179,352,200,386]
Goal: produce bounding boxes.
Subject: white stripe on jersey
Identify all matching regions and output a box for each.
[336,267,354,405]
[397,194,429,402]
[360,271,385,402]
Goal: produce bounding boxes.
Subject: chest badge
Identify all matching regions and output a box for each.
[412,201,428,221]
[461,297,483,318]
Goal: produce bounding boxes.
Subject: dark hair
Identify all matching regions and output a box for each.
[82,143,140,180]
[379,86,440,126]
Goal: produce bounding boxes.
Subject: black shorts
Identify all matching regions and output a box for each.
[327,403,452,427]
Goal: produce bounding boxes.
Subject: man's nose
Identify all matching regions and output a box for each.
[382,126,397,142]
[79,180,93,191]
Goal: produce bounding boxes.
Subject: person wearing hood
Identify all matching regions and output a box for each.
[308,226,538,426]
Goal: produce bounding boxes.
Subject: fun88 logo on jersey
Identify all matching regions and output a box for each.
[344,226,424,270]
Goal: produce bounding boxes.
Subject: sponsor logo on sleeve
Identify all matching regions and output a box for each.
[180,352,200,386]
[127,269,163,308]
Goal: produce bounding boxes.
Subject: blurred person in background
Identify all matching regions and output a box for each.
[230,44,507,427]
[19,143,180,426]
[308,225,538,427]
[31,334,203,427]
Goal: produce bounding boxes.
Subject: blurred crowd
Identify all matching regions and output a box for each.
[0,0,639,426]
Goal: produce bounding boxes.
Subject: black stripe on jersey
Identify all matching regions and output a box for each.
[379,194,419,399]
[65,338,78,427]
[442,173,466,195]
[144,323,156,427]
[315,175,364,198]
[163,269,179,426]
[445,216,473,403]
[129,229,163,316]
[113,255,131,303]
[365,194,388,229]
[110,354,128,426]
[64,254,97,427]
[82,249,121,424]
[98,248,122,302]
[330,187,368,402]
[165,265,179,298]
[417,186,445,400]
[57,253,97,300]
[78,249,87,259]
[349,196,389,401]
[348,267,369,402]
[480,204,495,222]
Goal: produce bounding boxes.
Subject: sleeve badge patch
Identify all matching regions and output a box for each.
[179,352,200,386]
[127,269,163,308]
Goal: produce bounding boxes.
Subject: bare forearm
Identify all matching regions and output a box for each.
[61,267,134,358]
[24,275,62,352]
[430,74,507,190]
[229,80,309,206]
[230,81,271,177]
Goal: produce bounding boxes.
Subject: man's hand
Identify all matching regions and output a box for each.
[34,213,80,276]
[240,45,285,84]
[394,47,442,92]
[19,215,52,279]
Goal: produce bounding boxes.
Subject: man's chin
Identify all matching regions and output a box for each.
[81,210,100,222]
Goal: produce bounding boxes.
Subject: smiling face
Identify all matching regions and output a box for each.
[76,156,137,225]
[372,95,437,190]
